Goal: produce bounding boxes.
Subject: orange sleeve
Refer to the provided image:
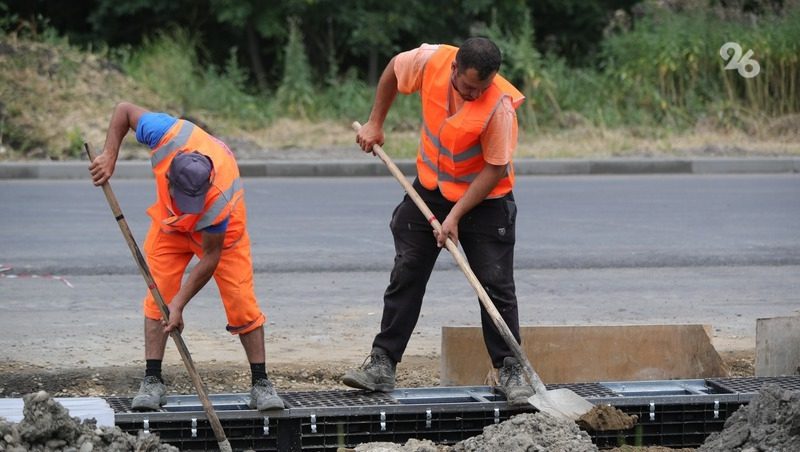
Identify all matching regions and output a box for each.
[481,96,518,166]
[394,44,440,94]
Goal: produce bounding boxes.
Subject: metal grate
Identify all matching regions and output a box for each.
[547,382,619,398]
[281,390,399,408]
[707,376,800,394]
[106,397,135,413]
[107,390,399,414]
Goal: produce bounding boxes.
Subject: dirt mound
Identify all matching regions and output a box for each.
[453,412,597,452]
[345,438,448,451]
[342,412,598,452]
[0,390,177,451]
[0,36,161,160]
[698,383,800,452]
[578,404,638,431]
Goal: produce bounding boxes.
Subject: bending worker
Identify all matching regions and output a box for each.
[89,102,284,411]
[344,37,535,406]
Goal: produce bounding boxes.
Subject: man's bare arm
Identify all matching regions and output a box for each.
[89,102,148,185]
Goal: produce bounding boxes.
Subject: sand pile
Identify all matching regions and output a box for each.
[699,383,800,452]
[0,391,178,451]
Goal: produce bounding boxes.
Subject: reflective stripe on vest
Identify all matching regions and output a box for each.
[418,140,478,184]
[151,121,195,168]
[196,177,243,230]
[422,122,482,163]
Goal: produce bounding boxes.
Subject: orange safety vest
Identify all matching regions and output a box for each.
[146,120,246,248]
[418,45,525,202]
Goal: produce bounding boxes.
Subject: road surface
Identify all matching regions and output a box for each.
[1,174,798,368]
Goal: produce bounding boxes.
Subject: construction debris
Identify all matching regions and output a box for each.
[348,412,598,452]
[698,383,800,452]
[0,391,177,451]
[454,412,597,452]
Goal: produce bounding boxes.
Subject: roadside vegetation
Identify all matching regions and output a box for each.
[0,0,798,160]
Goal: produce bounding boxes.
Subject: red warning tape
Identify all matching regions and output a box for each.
[0,264,74,288]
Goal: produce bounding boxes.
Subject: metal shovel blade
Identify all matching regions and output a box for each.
[529,388,595,421]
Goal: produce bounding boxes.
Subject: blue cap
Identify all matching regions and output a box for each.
[168,151,212,214]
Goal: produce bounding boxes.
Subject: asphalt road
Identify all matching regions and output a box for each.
[2,174,799,273]
[1,174,799,367]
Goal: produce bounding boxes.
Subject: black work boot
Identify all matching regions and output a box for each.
[342,347,396,392]
[496,356,534,407]
[131,376,167,411]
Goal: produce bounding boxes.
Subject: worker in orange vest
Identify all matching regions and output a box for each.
[89,102,284,411]
[345,37,534,405]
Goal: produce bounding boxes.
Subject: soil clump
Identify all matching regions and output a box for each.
[578,404,639,431]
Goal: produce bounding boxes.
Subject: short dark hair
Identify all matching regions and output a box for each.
[455,37,501,81]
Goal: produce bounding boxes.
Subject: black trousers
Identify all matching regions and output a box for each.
[372,178,521,368]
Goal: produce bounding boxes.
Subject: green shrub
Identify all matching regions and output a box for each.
[275,17,315,120]
[122,28,269,128]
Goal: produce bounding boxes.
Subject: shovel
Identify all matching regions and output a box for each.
[85,143,233,452]
[352,122,594,421]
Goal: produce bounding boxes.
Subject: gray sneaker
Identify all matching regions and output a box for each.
[342,347,396,392]
[496,356,534,407]
[249,378,285,411]
[131,376,167,411]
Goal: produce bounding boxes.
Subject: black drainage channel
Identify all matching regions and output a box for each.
[109,376,800,451]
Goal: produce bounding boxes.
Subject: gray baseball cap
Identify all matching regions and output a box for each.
[168,151,212,214]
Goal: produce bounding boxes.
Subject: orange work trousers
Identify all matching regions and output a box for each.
[142,223,265,335]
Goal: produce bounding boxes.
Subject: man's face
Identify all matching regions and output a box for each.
[450,61,496,102]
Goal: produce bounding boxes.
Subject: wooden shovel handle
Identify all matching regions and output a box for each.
[85,144,232,451]
[351,122,548,394]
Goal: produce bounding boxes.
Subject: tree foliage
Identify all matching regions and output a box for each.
[3,0,797,138]
[3,0,636,89]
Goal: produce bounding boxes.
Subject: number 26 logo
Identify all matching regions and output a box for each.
[720,42,760,78]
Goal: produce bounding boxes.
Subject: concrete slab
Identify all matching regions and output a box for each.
[441,324,728,385]
[756,315,800,376]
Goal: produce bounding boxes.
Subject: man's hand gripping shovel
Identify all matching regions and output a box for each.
[352,122,594,421]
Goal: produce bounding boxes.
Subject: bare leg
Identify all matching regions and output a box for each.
[144,317,169,360]
[239,326,266,363]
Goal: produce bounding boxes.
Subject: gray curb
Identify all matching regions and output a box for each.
[0,158,798,179]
